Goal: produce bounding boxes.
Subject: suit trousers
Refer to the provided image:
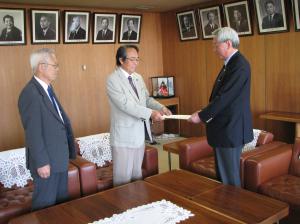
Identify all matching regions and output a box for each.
[112,145,144,187]
[31,171,68,211]
[214,145,243,187]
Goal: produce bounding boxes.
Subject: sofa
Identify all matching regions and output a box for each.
[0,147,81,224]
[71,133,159,196]
[178,130,287,186]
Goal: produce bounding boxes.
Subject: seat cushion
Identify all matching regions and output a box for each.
[191,157,216,179]
[259,174,300,211]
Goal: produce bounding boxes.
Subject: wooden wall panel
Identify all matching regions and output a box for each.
[0,3,163,151]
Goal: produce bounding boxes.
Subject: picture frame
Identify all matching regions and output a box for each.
[0,8,26,46]
[64,11,90,43]
[119,14,142,43]
[151,76,175,98]
[223,1,253,36]
[198,6,222,39]
[31,9,59,44]
[292,0,300,31]
[176,10,198,41]
[93,12,117,44]
[254,0,288,34]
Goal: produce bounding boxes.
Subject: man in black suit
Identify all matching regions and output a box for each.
[262,0,284,29]
[96,17,113,40]
[122,19,137,40]
[189,27,253,187]
[18,48,76,211]
[0,14,22,41]
[69,16,86,40]
[231,9,249,32]
[204,11,218,36]
[35,15,56,40]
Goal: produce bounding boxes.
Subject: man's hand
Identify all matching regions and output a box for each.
[37,164,50,179]
[151,110,163,122]
[188,111,201,124]
[160,106,172,116]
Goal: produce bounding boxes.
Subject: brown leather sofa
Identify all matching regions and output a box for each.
[0,163,81,224]
[178,131,286,186]
[71,142,159,196]
[244,138,300,223]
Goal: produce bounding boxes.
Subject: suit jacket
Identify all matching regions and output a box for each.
[18,77,76,176]
[35,28,56,40]
[204,23,218,36]
[231,19,249,32]
[96,29,113,40]
[69,27,86,40]
[199,52,253,148]
[106,68,163,148]
[122,30,137,40]
[182,26,196,38]
[0,26,22,41]
[262,13,284,29]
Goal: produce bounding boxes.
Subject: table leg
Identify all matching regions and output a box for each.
[168,152,172,170]
[296,123,300,138]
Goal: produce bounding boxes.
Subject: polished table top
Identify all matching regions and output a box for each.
[260,111,300,123]
[9,180,243,224]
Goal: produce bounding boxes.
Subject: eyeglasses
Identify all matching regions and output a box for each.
[126,57,140,62]
[40,63,59,69]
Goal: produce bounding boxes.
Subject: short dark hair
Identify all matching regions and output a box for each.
[116,45,139,66]
[3,14,14,23]
[265,0,275,9]
[127,19,134,26]
[207,11,215,20]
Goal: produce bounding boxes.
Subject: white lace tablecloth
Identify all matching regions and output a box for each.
[89,199,194,224]
[0,148,32,188]
[77,133,112,167]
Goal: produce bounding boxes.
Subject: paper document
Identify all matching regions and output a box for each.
[162,115,191,120]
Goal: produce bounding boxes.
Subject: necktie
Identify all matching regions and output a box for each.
[269,15,272,23]
[128,31,131,40]
[47,86,59,114]
[128,76,139,98]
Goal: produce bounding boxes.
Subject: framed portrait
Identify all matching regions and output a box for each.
[0,8,26,46]
[119,14,142,43]
[93,12,117,44]
[254,0,288,34]
[292,0,300,31]
[151,76,175,98]
[31,9,59,44]
[198,6,222,39]
[223,1,252,36]
[64,11,90,43]
[176,10,198,41]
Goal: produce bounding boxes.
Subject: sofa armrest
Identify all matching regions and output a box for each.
[142,146,158,178]
[257,131,274,146]
[179,136,213,170]
[244,144,292,192]
[70,156,97,196]
[68,163,81,200]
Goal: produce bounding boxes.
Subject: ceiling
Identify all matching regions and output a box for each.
[1,0,211,12]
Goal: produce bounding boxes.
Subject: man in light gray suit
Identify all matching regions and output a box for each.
[107,45,172,186]
[18,48,76,210]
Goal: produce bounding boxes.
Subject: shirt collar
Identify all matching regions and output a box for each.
[119,67,133,79]
[34,75,51,97]
[224,50,238,66]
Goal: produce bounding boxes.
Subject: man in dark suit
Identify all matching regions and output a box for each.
[96,17,113,40]
[69,16,86,40]
[0,14,22,41]
[204,11,218,36]
[122,19,137,40]
[35,15,56,40]
[231,9,249,32]
[262,0,284,29]
[181,15,196,38]
[18,48,76,211]
[189,27,253,187]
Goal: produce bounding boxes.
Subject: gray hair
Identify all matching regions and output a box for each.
[30,48,55,73]
[213,27,239,49]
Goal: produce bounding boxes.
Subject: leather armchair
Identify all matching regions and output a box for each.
[72,141,159,196]
[0,163,81,224]
[178,131,284,186]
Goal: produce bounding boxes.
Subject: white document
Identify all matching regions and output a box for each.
[162,115,191,120]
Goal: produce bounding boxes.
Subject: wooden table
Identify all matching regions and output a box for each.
[145,170,289,224]
[9,181,243,224]
[260,111,300,137]
[145,169,221,199]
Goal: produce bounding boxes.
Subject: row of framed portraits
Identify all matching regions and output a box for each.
[0,8,142,46]
[176,0,300,41]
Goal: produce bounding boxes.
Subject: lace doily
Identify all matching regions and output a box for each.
[77,133,112,167]
[242,129,262,152]
[0,148,32,188]
[89,199,194,224]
